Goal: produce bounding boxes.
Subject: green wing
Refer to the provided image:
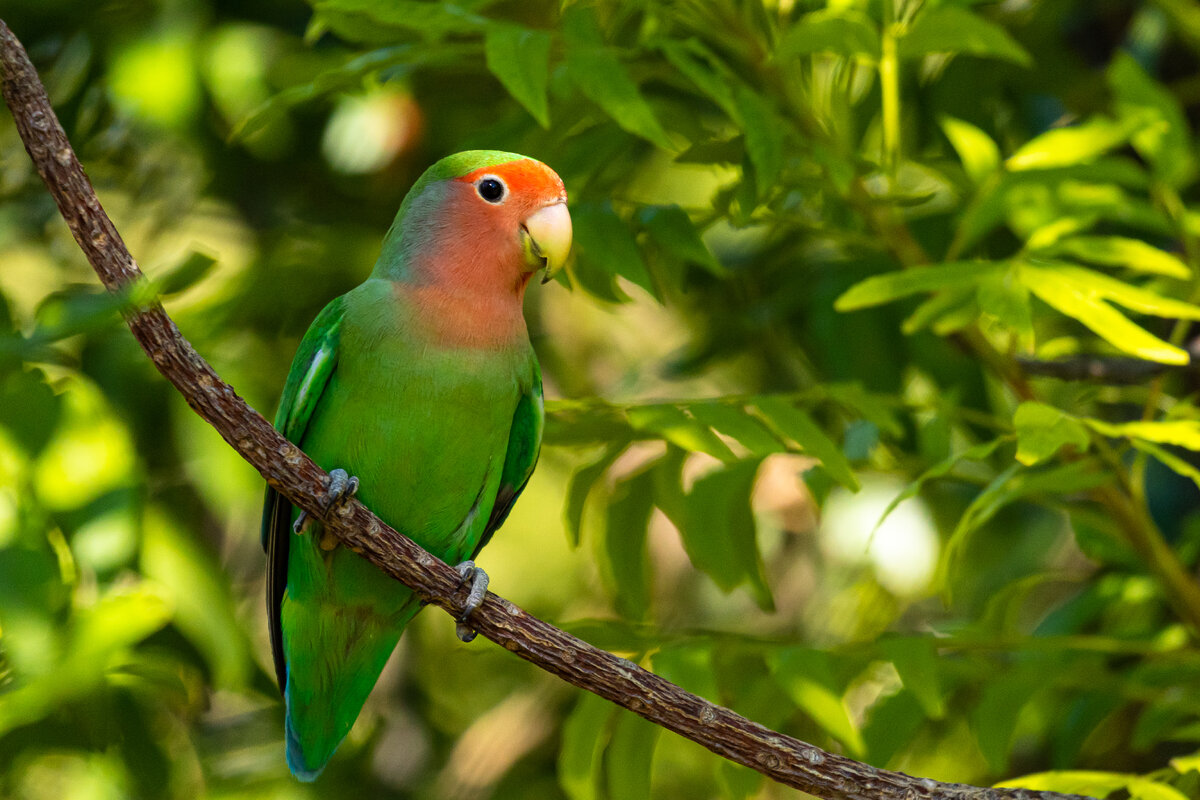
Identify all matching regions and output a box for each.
[261,295,346,693]
[473,358,544,558]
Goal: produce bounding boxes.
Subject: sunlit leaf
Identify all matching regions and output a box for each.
[1000,771,1190,800]
[939,116,1000,184]
[484,24,551,127]
[1008,116,1142,171]
[835,262,1003,312]
[1013,402,1091,466]
[1036,236,1190,279]
[1017,263,1191,364]
[1085,418,1200,451]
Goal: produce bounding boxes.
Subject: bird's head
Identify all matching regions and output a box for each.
[377,150,572,291]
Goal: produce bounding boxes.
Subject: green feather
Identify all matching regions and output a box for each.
[261,150,546,781]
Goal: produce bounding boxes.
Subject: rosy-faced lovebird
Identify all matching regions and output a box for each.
[261,150,571,781]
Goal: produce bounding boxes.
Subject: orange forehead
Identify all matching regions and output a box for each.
[457,159,566,202]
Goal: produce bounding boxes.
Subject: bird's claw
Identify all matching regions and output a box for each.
[293,468,360,534]
[453,560,489,643]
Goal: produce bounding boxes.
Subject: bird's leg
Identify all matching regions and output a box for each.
[452,560,489,643]
[293,468,360,535]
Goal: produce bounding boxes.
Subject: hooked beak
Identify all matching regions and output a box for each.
[520,202,571,284]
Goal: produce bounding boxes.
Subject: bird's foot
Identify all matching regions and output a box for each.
[452,560,489,643]
[292,468,360,534]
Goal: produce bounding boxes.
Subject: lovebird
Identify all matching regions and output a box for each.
[261,150,571,780]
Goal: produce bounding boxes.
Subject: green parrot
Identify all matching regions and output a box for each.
[261,150,571,781]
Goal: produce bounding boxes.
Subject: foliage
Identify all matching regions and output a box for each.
[3,1,1200,799]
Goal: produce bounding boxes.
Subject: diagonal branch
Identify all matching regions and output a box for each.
[0,19,1094,800]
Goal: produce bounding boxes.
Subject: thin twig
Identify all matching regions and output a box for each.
[0,18,1096,800]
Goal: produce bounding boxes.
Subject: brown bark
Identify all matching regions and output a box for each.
[0,19,1094,800]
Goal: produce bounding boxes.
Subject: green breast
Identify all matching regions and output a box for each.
[299,280,535,561]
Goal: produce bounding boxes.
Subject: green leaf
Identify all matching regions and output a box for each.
[874,438,1007,534]
[484,24,551,127]
[1018,263,1191,364]
[310,0,487,37]
[734,85,785,200]
[1037,236,1190,279]
[674,459,772,608]
[974,672,1040,771]
[564,444,626,547]
[976,270,1034,348]
[1000,772,1191,800]
[141,508,251,688]
[563,7,673,150]
[658,39,736,118]
[835,262,1003,311]
[901,285,976,335]
[1013,402,1091,466]
[939,116,1000,184]
[1131,440,1200,491]
[900,6,1032,67]
[572,202,658,300]
[752,398,859,491]
[769,648,865,756]
[880,638,945,719]
[687,402,785,457]
[779,10,880,60]
[602,469,654,620]
[1109,51,1195,187]
[636,205,726,277]
[606,711,661,800]
[1007,115,1141,170]
[627,404,736,462]
[1085,418,1200,451]
[942,461,1112,586]
[152,250,218,295]
[558,692,614,800]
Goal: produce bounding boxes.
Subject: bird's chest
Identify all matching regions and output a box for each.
[302,324,530,552]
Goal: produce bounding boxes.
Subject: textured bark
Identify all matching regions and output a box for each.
[0,19,1095,800]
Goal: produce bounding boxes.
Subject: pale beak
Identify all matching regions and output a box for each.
[520,202,572,283]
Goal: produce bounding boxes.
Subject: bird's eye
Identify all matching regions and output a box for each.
[477,177,506,203]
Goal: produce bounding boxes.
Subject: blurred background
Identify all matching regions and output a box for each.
[3,0,1200,798]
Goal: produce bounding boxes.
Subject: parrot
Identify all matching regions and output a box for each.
[261,150,571,781]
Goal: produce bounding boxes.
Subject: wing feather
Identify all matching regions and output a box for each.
[261,295,346,694]
[473,359,544,558]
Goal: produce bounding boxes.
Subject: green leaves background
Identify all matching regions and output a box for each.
[5,1,1200,799]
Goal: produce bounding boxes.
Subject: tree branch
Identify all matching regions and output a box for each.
[0,19,1095,800]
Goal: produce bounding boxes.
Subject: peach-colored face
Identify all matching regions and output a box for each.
[402,158,571,348]
[427,159,570,289]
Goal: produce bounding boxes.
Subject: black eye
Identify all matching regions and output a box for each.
[477,177,506,203]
